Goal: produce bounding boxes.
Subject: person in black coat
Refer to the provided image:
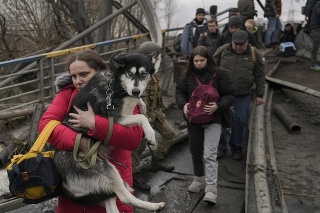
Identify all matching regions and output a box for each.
[279,23,296,43]
[175,46,237,205]
[305,0,320,70]
[213,16,258,54]
[197,19,220,55]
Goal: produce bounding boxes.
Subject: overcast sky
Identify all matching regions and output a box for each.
[162,0,307,28]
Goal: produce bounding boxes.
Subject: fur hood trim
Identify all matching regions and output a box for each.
[55,72,73,91]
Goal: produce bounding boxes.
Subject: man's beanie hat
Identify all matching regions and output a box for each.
[196,8,205,15]
[138,41,161,54]
[228,16,242,28]
[229,8,240,17]
[232,30,249,44]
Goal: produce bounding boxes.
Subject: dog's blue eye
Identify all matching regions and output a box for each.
[127,71,133,77]
[141,73,148,78]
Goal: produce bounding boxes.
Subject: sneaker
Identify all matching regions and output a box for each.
[217,149,227,159]
[133,173,151,191]
[149,159,175,172]
[232,149,243,161]
[310,63,320,71]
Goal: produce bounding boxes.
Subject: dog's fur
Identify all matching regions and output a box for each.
[54,52,165,213]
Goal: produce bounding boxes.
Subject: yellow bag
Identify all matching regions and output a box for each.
[7,120,61,204]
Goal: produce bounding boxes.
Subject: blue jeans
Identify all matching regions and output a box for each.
[218,96,251,152]
[265,17,282,45]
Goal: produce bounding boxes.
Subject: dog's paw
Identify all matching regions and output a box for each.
[144,130,156,145]
[150,202,166,211]
[138,98,147,115]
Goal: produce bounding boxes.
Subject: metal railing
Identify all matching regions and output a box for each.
[0,31,181,119]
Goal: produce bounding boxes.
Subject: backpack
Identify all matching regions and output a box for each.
[173,33,182,52]
[187,73,220,124]
[190,23,207,48]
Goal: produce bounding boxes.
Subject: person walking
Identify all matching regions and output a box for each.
[264,0,282,48]
[213,30,265,160]
[38,50,144,212]
[245,19,264,49]
[305,0,320,70]
[180,8,208,58]
[197,19,220,55]
[132,41,176,191]
[175,46,237,204]
[213,16,257,54]
[238,0,257,22]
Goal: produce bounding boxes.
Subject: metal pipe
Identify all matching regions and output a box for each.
[273,104,301,134]
[247,103,272,213]
[0,107,36,119]
[137,0,162,46]
[246,62,281,213]
[266,76,320,98]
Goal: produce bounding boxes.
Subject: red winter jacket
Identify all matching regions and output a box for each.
[38,83,144,213]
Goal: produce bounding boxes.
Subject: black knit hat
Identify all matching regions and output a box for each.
[228,16,242,28]
[196,8,205,15]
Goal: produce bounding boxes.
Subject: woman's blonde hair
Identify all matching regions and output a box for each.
[245,19,256,27]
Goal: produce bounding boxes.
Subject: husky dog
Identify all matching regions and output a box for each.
[54,52,165,213]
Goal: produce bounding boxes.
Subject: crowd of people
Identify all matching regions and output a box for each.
[37,0,320,212]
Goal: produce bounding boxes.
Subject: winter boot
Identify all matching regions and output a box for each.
[149,158,175,172]
[188,176,205,193]
[203,185,217,205]
[133,173,151,191]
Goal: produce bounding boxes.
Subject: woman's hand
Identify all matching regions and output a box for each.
[203,102,219,115]
[68,102,96,131]
[183,103,190,116]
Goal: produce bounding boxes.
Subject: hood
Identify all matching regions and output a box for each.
[54,72,73,91]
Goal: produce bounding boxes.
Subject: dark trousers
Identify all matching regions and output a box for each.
[188,123,205,177]
[218,95,251,152]
[311,28,320,64]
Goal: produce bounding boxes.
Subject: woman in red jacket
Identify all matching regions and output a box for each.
[38,50,144,213]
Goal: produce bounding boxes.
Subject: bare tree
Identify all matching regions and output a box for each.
[155,0,179,30]
[0,0,155,61]
[47,0,94,45]
[0,14,14,60]
[95,0,112,46]
[0,1,55,58]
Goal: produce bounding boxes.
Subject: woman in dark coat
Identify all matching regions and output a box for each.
[280,23,296,43]
[175,46,237,205]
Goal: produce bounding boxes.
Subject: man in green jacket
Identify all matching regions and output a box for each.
[213,30,265,160]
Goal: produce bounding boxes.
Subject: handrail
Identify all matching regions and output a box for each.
[0,36,149,68]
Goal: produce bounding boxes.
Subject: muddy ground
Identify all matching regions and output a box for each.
[268,57,320,213]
